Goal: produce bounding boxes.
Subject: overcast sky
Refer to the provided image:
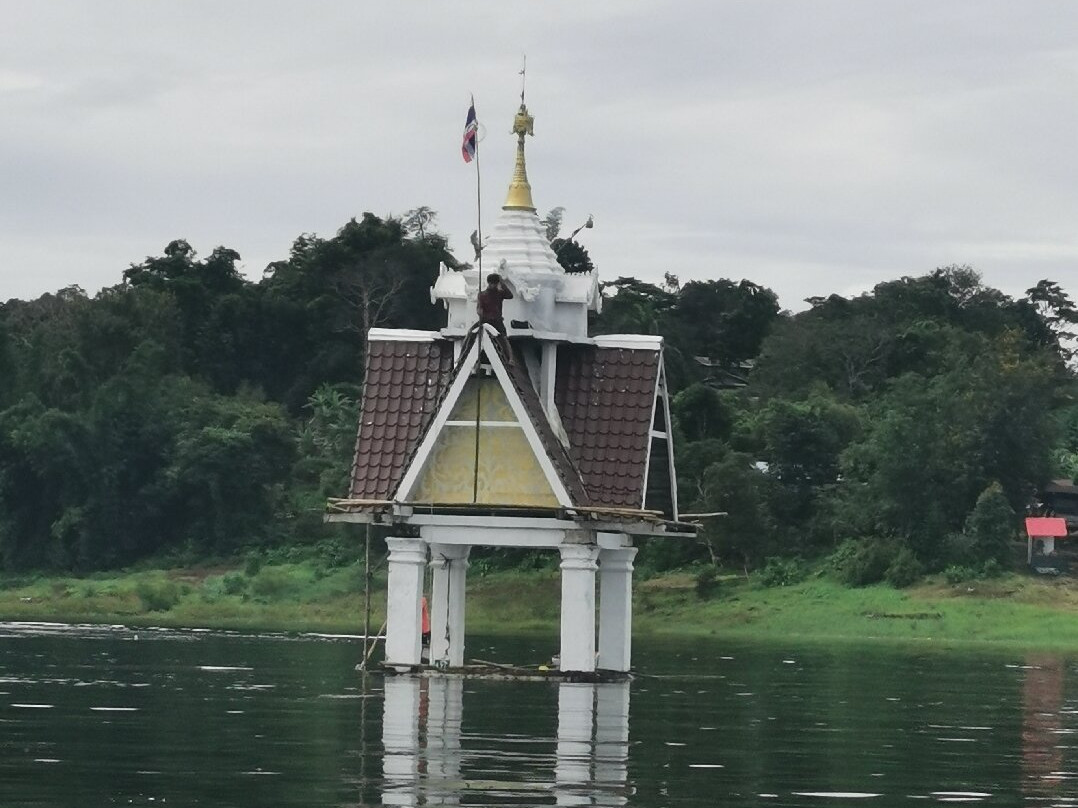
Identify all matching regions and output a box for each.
[1,2,1076,311]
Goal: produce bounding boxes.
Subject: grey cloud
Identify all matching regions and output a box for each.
[1,1,1077,312]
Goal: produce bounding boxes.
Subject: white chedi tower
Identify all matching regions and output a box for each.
[432,102,601,342]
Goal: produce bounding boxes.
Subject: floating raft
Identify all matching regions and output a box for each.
[380,659,631,683]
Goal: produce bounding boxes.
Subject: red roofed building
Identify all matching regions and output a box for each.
[327,100,693,675]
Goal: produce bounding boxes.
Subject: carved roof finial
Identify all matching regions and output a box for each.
[504,60,535,211]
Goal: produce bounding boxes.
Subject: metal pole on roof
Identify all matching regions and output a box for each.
[475,96,483,277]
[473,330,482,502]
[361,521,372,669]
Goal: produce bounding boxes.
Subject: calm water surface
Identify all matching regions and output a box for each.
[0,622,1073,806]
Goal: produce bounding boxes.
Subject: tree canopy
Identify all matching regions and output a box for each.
[0,213,1073,585]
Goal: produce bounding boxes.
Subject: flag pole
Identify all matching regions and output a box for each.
[474,96,482,277]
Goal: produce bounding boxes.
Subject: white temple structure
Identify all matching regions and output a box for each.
[327,99,694,675]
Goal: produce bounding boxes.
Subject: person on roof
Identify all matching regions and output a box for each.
[476,273,514,360]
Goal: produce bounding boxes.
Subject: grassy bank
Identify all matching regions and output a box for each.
[2,559,1078,651]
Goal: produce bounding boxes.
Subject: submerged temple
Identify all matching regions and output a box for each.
[327,99,695,674]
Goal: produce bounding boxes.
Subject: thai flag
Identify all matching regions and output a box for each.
[461,100,478,163]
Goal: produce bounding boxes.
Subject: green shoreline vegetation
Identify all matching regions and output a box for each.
[5,550,1078,653]
[4,212,1078,649]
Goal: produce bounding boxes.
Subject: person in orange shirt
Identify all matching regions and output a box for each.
[421,596,431,648]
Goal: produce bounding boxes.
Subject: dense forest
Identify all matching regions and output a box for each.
[1,208,1076,586]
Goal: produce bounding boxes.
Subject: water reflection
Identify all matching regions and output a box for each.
[382,677,630,806]
[8,623,1078,806]
[1022,654,1064,799]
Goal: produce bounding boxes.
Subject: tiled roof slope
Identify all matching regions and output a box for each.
[554,345,660,509]
[349,338,456,500]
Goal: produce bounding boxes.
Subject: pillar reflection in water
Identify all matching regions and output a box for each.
[381,677,631,806]
[381,676,464,807]
[424,676,464,805]
[381,677,423,806]
[555,681,631,807]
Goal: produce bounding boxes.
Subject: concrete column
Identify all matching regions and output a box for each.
[428,544,470,668]
[382,676,422,806]
[555,682,596,807]
[559,542,599,673]
[597,546,638,673]
[385,537,428,670]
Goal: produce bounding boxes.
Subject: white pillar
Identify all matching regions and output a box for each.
[382,676,422,806]
[555,682,596,806]
[428,544,470,668]
[385,537,427,670]
[559,542,599,673]
[598,546,637,673]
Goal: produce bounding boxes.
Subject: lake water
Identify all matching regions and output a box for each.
[0,622,1073,807]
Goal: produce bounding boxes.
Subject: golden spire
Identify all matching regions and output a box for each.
[503,103,535,210]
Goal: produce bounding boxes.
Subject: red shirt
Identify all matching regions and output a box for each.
[477,285,513,320]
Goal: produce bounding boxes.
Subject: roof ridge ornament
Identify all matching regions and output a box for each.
[504,60,536,211]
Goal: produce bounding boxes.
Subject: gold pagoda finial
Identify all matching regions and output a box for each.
[504,61,536,211]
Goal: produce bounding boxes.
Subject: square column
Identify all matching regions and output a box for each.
[385,537,428,670]
[428,544,471,668]
[597,546,638,673]
[559,542,599,673]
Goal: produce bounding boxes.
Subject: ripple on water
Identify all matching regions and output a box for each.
[930,792,991,801]
[793,793,882,799]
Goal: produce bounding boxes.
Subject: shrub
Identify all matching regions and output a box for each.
[758,557,806,587]
[962,482,1016,565]
[221,572,247,595]
[940,532,978,567]
[830,539,895,587]
[943,564,978,584]
[136,579,182,612]
[317,539,359,568]
[244,553,264,578]
[249,568,295,601]
[695,566,719,599]
[884,546,923,588]
[943,559,1005,585]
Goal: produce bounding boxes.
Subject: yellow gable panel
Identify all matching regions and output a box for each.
[447,377,517,422]
[412,424,559,507]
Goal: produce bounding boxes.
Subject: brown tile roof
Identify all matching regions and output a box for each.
[347,330,666,513]
[555,344,661,509]
[349,338,456,500]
